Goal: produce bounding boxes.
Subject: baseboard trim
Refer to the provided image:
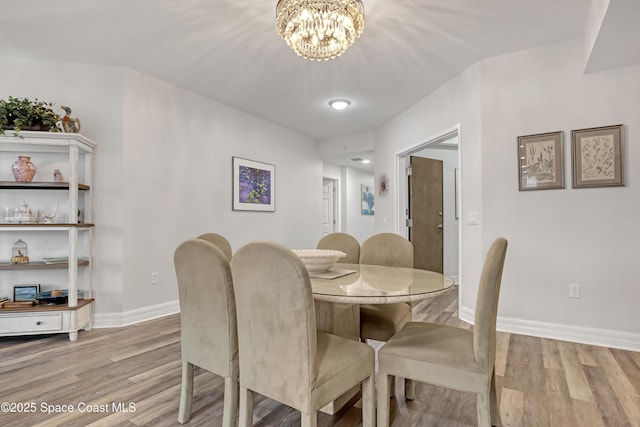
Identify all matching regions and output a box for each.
[460,307,640,352]
[93,300,180,329]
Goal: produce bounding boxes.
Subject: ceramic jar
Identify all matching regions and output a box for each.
[12,156,36,182]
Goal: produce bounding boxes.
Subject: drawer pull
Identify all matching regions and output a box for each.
[36,321,42,326]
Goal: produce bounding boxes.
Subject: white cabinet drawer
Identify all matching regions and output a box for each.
[0,312,63,333]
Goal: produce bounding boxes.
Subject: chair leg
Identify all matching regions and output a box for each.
[222,376,239,427]
[178,361,194,424]
[301,411,318,427]
[361,368,375,427]
[405,378,416,400]
[377,372,391,427]
[490,370,502,426]
[477,388,491,427]
[238,386,253,427]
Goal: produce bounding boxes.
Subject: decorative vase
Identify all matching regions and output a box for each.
[12,156,36,182]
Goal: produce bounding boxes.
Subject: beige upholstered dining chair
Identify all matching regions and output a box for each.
[377,238,508,427]
[359,232,415,397]
[174,239,239,427]
[316,232,360,264]
[231,241,376,427]
[197,232,233,261]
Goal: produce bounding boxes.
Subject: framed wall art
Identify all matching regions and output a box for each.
[13,284,40,302]
[517,131,564,191]
[232,157,275,212]
[571,124,624,188]
[361,184,374,215]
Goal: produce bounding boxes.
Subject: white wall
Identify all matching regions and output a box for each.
[0,59,323,325]
[323,161,376,244]
[345,168,375,244]
[375,63,484,317]
[375,38,640,349]
[119,69,322,314]
[480,38,639,345]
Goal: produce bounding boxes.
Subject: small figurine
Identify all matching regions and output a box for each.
[53,169,65,182]
[11,238,29,264]
[15,201,33,221]
[61,106,81,133]
[39,205,58,224]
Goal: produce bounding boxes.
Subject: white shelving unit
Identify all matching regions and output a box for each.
[0,131,95,341]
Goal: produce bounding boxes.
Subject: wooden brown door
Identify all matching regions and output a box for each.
[408,156,443,272]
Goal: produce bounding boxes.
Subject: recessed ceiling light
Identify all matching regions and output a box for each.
[362,159,370,164]
[329,99,351,111]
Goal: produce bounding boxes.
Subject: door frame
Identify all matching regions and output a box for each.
[394,124,462,298]
[322,176,341,232]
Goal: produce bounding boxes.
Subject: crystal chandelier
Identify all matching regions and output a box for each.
[276,0,365,61]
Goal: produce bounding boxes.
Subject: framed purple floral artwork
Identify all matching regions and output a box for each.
[232,157,275,211]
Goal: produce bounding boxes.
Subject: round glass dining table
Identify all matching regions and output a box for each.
[310,263,455,304]
[310,262,454,414]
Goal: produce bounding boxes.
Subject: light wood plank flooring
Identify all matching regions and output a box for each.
[1,287,639,426]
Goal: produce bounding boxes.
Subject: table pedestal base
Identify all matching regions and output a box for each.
[314,300,361,414]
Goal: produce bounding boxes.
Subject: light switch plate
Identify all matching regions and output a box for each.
[467,212,479,225]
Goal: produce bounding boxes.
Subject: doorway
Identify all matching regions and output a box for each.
[322,178,338,236]
[395,125,461,284]
[408,156,444,273]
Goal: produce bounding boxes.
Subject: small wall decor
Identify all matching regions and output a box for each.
[232,157,275,211]
[517,131,564,191]
[377,173,389,197]
[571,124,624,188]
[361,184,374,215]
[13,284,40,302]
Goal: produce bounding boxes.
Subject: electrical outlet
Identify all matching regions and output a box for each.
[569,283,580,298]
[151,272,159,285]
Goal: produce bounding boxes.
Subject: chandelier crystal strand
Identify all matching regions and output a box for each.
[276,0,364,61]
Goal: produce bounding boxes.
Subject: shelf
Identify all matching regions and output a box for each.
[0,132,95,341]
[0,298,93,313]
[0,223,94,228]
[0,131,96,152]
[0,181,90,190]
[0,259,89,271]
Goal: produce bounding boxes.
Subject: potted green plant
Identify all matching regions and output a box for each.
[0,96,61,135]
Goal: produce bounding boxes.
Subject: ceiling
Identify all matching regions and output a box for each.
[0,0,593,143]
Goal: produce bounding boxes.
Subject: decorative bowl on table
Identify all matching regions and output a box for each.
[291,249,346,273]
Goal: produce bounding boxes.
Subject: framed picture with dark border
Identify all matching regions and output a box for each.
[232,157,275,212]
[13,284,40,302]
[517,131,565,191]
[571,124,624,188]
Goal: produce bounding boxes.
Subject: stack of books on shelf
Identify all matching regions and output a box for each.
[0,296,9,308]
[1,298,35,308]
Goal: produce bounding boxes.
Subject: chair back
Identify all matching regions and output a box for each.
[231,242,318,410]
[197,232,233,261]
[174,239,238,374]
[317,232,360,264]
[473,238,508,372]
[360,233,414,267]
